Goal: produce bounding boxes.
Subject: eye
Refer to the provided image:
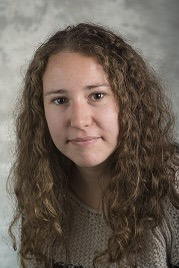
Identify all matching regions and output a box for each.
[53,97,68,105]
[90,92,105,101]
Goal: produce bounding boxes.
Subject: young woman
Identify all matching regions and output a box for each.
[9,23,179,267]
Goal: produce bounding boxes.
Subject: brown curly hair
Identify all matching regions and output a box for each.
[8,23,179,267]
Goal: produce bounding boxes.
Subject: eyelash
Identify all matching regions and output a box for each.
[53,97,68,105]
[90,92,105,101]
[52,92,106,105]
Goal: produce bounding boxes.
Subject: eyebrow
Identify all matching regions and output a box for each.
[43,84,110,96]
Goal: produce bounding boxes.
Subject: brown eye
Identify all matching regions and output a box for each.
[54,97,67,105]
[91,92,105,101]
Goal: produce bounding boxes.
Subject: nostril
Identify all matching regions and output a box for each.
[70,113,91,129]
[70,102,92,129]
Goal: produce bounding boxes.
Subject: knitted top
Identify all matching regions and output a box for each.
[52,191,179,268]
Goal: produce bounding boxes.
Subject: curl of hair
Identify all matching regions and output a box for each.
[8,23,179,267]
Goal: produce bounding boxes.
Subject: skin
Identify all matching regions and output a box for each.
[43,51,119,209]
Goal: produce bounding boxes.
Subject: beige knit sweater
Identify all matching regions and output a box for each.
[51,191,179,268]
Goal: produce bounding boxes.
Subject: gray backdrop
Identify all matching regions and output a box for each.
[0,0,178,267]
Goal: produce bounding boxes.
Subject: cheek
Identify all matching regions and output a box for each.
[102,107,119,132]
[45,112,62,139]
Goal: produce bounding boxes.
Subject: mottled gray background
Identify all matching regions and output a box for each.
[0,0,178,267]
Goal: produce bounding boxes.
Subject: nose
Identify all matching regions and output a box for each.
[70,101,92,129]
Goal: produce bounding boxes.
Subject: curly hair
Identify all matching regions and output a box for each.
[8,23,179,267]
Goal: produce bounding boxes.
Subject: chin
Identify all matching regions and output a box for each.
[73,158,107,169]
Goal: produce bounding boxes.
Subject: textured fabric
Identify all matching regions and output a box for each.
[52,191,179,268]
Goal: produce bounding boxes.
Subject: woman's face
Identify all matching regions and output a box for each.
[43,52,119,169]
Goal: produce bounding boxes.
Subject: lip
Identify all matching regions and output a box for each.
[69,136,101,146]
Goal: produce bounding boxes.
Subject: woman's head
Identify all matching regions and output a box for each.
[23,22,173,167]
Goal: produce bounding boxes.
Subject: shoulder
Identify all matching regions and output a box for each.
[136,196,179,267]
[161,195,179,267]
[136,167,179,268]
[162,159,179,266]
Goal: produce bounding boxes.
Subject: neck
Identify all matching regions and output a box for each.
[70,164,107,211]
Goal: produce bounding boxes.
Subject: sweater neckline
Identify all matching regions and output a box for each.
[68,189,103,216]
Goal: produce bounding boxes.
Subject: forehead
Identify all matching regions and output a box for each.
[43,52,109,88]
[45,51,102,71]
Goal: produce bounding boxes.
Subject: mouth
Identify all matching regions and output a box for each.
[68,136,101,146]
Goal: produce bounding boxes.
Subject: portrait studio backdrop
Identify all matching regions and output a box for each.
[0,0,179,267]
